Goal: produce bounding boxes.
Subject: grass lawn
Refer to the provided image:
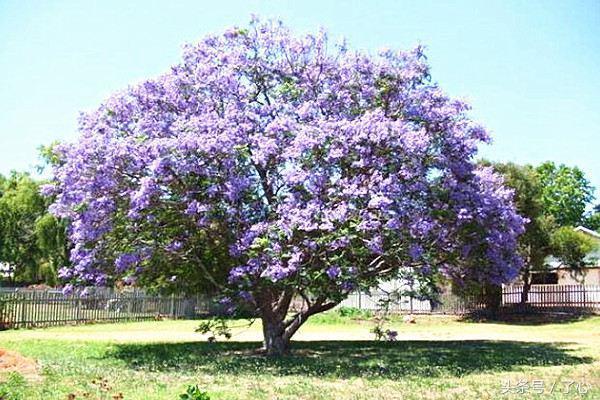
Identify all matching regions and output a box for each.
[0,313,599,399]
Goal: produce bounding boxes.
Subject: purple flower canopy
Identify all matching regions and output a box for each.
[47,19,525,297]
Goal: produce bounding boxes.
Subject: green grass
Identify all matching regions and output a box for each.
[1,313,599,399]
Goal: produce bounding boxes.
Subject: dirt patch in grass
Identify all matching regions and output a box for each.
[0,348,38,380]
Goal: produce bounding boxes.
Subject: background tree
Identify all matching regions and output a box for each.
[550,227,597,271]
[585,204,600,233]
[47,19,525,355]
[486,162,598,303]
[536,162,594,227]
[0,172,67,285]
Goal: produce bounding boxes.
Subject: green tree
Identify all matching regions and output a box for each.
[0,172,67,285]
[486,162,598,303]
[585,205,600,233]
[536,162,595,227]
[550,227,597,271]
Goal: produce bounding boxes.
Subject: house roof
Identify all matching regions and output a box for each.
[575,226,600,239]
[545,226,600,269]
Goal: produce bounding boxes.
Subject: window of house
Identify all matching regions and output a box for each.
[531,272,558,284]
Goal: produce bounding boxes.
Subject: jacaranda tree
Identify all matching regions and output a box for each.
[46,19,525,355]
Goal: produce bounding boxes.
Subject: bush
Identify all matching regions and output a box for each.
[338,306,373,319]
[179,385,211,400]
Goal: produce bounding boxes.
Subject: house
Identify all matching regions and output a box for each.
[530,226,600,285]
[0,263,13,280]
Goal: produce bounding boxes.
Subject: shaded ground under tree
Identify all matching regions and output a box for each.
[109,339,591,379]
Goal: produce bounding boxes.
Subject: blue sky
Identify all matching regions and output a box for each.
[1,0,599,199]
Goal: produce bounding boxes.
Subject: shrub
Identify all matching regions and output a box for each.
[338,306,373,319]
[179,385,211,400]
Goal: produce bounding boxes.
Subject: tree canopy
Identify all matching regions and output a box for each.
[0,172,67,285]
[46,19,525,354]
[486,161,598,302]
[585,204,600,233]
[536,162,594,227]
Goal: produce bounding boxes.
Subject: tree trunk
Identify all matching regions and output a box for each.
[255,289,338,356]
[262,315,289,356]
[483,283,502,319]
[520,269,531,305]
[520,281,531,305]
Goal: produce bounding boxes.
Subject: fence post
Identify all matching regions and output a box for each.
[76,296,81,322]
[20,292,27,328]
[170,294,175,317]
[358,291,362,309]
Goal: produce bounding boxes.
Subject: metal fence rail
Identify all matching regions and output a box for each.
[0,288,212,329]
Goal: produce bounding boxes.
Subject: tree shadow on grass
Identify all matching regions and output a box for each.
[462,311,598,326]
[108,340,592,379]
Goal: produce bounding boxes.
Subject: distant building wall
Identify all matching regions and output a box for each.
[557,268,600,285]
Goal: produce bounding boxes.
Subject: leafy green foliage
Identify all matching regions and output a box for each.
[0,373,28,400]
[0,172,68,285]
[486,162,551,268]
[179,385,211,400]
[536,161,595,227]
[196,318,233,342]
[308,307,373,324]
[585,210,600,233]
[482,161,597,302]
[550,227,598,270]
[370,325,399,341]
[337,306,373,319]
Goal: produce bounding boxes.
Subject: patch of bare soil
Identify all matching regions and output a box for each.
[0,348,38,380]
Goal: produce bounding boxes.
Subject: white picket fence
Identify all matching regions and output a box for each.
[2,284,599,330]
[502,284,600,311]
[340,285,600,314]
[339,291,484,314]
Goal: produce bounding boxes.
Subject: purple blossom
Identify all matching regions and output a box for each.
[62,284,74,296]
[44,18,524,309]
[326,266,341,280]
[166,240,184,252]
[239,290,254,302]
[367,194,393,209]
[115,253,141,272]
[40,184,56,197]
[408,244,424,261]
[185,200,207,216]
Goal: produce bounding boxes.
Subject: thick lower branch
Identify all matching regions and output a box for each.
[282,299,337,341]
[274,288,294,319]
